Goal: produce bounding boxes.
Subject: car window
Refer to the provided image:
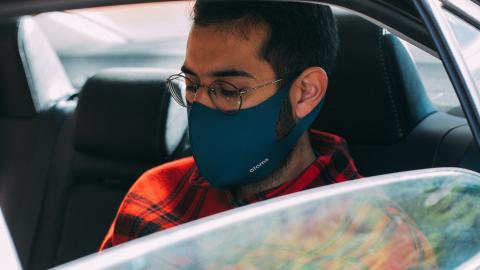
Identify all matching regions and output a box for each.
[33,1,193,89]
[34,1,463,115]
[404,41,460,112]
[442,3,480,95]
[53,168,480,270]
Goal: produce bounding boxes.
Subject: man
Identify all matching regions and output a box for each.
[100,1,357,249]
[99,2,440,267]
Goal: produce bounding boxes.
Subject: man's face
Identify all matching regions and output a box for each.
[182,23,279,109]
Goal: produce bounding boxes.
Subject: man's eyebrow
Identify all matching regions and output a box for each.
[181,65,197,76]
[210,69,256,79]
[181,65,255,79]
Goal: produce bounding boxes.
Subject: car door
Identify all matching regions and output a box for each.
[50,168,480,269]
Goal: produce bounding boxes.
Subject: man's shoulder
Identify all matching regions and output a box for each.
[309,129,348,154]
[131,156,197,196]
[140,156,197,182]
[309,129,362,181]
[110,157,198,241]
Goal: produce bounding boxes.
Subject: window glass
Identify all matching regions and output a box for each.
[34,1,462,115]
[404,42,460,112]
[34,1,193,89]
[56,169,480,270]
[444,10,480,95]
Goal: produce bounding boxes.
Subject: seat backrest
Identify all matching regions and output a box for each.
[29,68,189,269]
[0,16,75,268]
[313,11,468,176]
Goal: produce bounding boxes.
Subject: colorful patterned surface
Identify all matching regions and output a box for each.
[95,171,480,270]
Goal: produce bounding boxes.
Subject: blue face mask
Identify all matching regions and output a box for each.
[188,83,324,189]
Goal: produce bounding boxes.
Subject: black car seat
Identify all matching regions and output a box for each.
[0,16,75,268]
[29,68,189,269]
[313,10,475,176]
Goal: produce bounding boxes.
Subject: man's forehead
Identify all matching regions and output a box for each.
[184,23,270,78]
[192,18,268,40]
[187,23,267,53]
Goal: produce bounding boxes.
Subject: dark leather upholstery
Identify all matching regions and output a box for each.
[312,10,473,176]
[0,16,74,269]
[29,68,189,269]
[314,11,436,145]
[75,68,187,161]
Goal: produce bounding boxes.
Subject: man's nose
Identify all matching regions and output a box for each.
[193,86,215,108]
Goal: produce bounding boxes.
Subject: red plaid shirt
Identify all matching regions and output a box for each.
[99,130,362,250]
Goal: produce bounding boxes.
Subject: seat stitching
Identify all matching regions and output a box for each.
[378,29,403,138]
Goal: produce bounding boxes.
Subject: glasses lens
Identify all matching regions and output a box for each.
[209,80,241,113]
[166,75,195,107]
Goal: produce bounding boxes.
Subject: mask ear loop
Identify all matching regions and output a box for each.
[274,70,326,143]
[277,98,325,144]
[275,97,296,141]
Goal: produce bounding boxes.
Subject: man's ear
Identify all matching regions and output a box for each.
[289,67,328,119]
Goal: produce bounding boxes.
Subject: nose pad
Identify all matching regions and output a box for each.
[193,86,216,108]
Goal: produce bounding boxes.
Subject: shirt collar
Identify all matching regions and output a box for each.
[190,129,358,206]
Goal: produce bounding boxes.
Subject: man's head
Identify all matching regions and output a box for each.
[183,1,339,124]
[191,1,339,79]
[178,1,340,189]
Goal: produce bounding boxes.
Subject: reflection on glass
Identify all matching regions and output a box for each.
[404,42,459,111]
[56,169,480,270]
[445,11,480,91]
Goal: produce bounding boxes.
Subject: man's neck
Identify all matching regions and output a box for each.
[233,132,316,201]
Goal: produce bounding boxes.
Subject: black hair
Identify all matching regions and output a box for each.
[192,1,339,78]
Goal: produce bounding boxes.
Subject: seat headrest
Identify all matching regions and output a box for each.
[313,11,436,144]
[0,16,74,118]
[74,68,188,162]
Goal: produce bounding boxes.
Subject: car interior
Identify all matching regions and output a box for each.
[0,1,478,270]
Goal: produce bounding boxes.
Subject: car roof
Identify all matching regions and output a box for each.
[0,0,434,54]
[0,0,416,12]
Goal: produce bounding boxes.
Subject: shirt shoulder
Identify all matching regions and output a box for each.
[109,157,198,245]
[131,156,197,197]
[309,129,362,182]
[309,129,349,154]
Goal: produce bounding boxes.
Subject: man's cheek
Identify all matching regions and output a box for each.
[275,99,296,140]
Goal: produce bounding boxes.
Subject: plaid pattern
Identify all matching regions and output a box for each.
[99,130,362,250]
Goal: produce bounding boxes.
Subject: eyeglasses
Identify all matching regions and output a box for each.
[166,73,283,114]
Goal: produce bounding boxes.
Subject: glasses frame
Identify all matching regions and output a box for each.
[166,73,283,114]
